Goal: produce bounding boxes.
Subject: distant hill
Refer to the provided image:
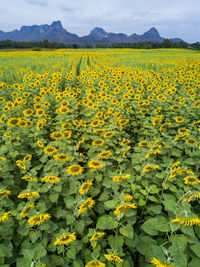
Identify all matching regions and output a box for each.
[0,21,185,45]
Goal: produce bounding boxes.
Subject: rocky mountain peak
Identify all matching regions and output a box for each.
[51,20,63,30]
[90,27,107,38]
[143,27,160,37]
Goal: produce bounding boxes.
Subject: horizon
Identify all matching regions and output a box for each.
[1,0,200,43]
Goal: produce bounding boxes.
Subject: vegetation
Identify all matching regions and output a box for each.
[0,39,188,49]
[0,49,200,266]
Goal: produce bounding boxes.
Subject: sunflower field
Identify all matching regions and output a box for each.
[0,48,200,267]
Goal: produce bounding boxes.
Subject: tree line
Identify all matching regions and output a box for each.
[0,39,191,50]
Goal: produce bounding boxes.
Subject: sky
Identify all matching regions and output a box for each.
[1,0,199,43]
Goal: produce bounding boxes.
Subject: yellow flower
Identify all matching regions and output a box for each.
[42,175,60,183]
[113,174,131,182]
[23,109,34,117]
[151,257,175,267]
[67,165,84,176]
[171,216,200,227]
[18,191,39,200]
[37,140,44,148]
[138,141,151,147]
[114,203,137,215]
[76,137,85,150]
[0,212,10,222]
[121,139,131,146]
[23,154,32,162]
[50,132,64,140]
[175,116,184,123]
[28,213,51,226]
[0,190,11,198]
[103,131,115,138]
[21,176,38,182]
[104,254,123,263]
[85,260,105,267]
[93,129,105,135]
[54,233,76,246]
[7,118,19,127]
[143,165,159,173]
[0,157,6,161]
[53,154,70,161]
[16,160,26,170]
[122,146,131,156]
[183,191,200,202]
[124,195,133,202]
[44,146,57,155]
[79,181,93,195]
[184,176,200,185]
[78,197,95,213]
[97,150,112,159]
[92,139,104,146]
[88,161,103,169]
[90,232,105,242]
[185,138,197,145]
[20,204,35,218]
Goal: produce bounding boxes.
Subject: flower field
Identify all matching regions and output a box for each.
[0,48,200,266]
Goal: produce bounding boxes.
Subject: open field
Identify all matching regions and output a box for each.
[0,49,200,266]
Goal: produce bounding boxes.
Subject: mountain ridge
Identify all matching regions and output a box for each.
[0,20,185,44]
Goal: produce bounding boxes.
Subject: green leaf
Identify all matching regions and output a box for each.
[96,215,118,230]
[119,224,134,239]
[191,242,200,258]
[104,200,116,209]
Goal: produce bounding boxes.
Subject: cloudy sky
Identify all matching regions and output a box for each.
[1,0,199,42]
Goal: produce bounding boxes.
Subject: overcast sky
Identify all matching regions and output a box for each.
[1,0,199,42]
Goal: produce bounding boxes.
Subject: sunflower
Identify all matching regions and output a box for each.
[184,176,200,185]
[88,161,103,169]
[67,165,84,176]
[124,195,133,202]
[0,211,10,222]
[7,118,19,127]
[151,257,175,267]
[113,174,131,182]
[42,175,60,183]
[0,190,11,198]
[54,233,76,246]
[103,131,115,138]
[121,139,131,146]
[79,180,93,195]
[21,176,38,182]
[16,160,26,170]
[78,197,95,213]
[138,141,150,147]
[44,146,57,155]
[23,154,32,162]
[53,154,69,161]
[85,260,105,267]
[61,123,71,130]
[93,129,105,135]
[143,165,159,173]
[18,191,39,199]
[92,139,104,146]
[0,114,6,123]
[171,216,200,227]
[114,203,137,215]
[90,232,105,242]
[50,132,64,140]
[97,150,112,159]
[20,204,35,218]
[104,254,123,263]
[185,138,197,145]
[23,109,34,117]
[36,108,45,117]
[175,116,184,123]
[37,140,44,148]
[28,213,51,226]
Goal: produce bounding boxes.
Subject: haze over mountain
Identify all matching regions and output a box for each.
[0,21,184,45]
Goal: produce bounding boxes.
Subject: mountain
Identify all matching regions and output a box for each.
[0,21,79,44]
[0,21,185,45]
